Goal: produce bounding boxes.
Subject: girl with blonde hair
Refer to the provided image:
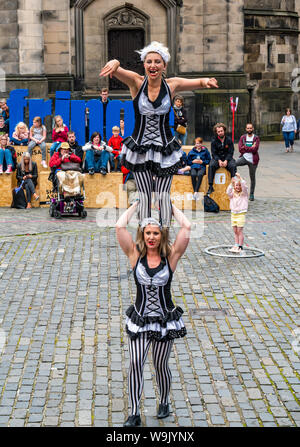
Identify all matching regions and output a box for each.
[50,115,69,157]
[11,122,29,146]
[28,116,48,168]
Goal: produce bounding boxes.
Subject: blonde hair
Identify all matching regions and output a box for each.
[54,115,64,130]
[14,121,29,134]
[135,226,171,258]
[21,152,32,171]
[112,126,120,131]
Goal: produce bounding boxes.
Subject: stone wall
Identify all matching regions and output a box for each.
[83,0,167,92]
[244,1,299,137]
[0,0,19,78]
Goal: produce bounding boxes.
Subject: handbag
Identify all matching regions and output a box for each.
[11,181,27,209]
[60,162,82,172]
[203,195,219,213]
[176,124,186,135]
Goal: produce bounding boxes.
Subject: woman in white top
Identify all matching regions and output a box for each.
[281,108,297,152]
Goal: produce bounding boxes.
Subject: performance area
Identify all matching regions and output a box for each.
[0,141,299,427]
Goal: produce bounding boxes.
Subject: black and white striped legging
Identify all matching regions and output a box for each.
[128,333,174,416]
[133,171,173,228]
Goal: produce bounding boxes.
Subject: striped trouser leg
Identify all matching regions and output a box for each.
[127,333,152,416]
[133,171,154,222]
[152,339,174,405]
[154,175,173,228]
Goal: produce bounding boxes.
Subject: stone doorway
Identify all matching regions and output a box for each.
[107,28,145,91]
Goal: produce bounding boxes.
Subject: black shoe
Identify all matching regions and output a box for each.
[249,194,254,201]
[100,168,107,175]
[157,403,170,419]
[207,185,214,195]
[88,168,95,175]
[123,415,141,427]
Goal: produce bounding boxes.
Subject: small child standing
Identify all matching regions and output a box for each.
[50,115,69,157]
[226,172,248,254]
[107,125,123,171]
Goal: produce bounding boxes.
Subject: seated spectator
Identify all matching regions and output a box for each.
[121,166,138,205]
[49,142,83,198]
[16,152,39,209]
[187,137,211,199]
[0,99,9,126]
[67,131,83,162]
[50,115,69,157]
[0,116,9,136]
[49,142,81,171]
[173,95,188,145]
[107,126,123,171]
[11,122,29,146]
[28,116,47,168]
[177,148,190,175]
[207,123,236,195]
[0,134,16,173]
[82,131,113,175]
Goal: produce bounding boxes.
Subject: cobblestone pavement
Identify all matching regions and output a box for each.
[0,142,299,427]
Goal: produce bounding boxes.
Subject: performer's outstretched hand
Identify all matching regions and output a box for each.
[206,78,219,89]
[99,59,120,78]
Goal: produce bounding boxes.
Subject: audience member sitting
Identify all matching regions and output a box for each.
[16,152,39,209]
[0,134,16,173]
[49,142,83,198]
[67,131,83,164]
[107,125,123,171]
[11,122,29,146]
[28,116,47,168]
[0,116,9,136]
[0,99,9,126]
[187,137,211,199]
[121,165,138,205]
[207,123,236,195]
[50,115,69,157]
[49,142,81,171]
[82,131,113,175]
[177,148,190,175]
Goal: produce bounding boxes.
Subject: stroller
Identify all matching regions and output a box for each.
[48,165,87,219]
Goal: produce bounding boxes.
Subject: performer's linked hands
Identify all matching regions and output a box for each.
[99,60,120,78]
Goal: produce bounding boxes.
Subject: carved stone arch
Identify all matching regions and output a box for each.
[71,0,181,88]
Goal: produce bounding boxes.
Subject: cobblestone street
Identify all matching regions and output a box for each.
[0,142,299,427]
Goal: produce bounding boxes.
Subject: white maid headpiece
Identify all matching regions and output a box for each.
[136,41,170,64]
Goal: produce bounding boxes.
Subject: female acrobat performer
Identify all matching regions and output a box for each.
[116,201,191,427]
[100,41,218,228]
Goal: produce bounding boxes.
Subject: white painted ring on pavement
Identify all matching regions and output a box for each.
[204,245,265,258]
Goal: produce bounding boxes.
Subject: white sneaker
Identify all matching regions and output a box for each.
[229,245,239,252]
[41,160,47,168]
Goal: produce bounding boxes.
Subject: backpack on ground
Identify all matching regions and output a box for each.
[203,194,219,213]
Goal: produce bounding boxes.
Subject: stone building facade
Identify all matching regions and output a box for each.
[0,0,299,141]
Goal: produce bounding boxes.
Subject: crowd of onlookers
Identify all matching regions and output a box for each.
[0,89,299,209]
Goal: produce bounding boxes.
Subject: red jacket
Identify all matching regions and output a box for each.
[108,135,123,157]
[238,134,260,165]
[52,126,69,143]
[49,151,81,168]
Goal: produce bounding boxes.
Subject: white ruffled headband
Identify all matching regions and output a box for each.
[136,41,170,64]
[140,217,162,230]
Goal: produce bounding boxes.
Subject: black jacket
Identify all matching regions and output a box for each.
[16,161,38,186]
[174,107,188,128]
[69,141,83,162]
[211,135,234,162]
